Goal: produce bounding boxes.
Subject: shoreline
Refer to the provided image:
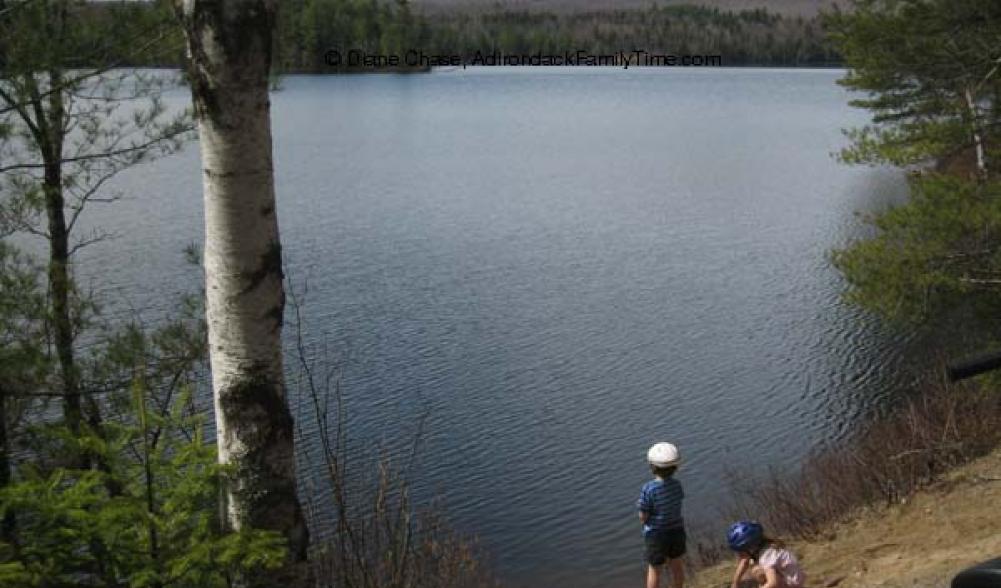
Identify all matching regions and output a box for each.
[277,63,845,75]
[691,445,1001,588]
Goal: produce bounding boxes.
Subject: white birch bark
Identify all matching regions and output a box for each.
[964,86,988,182]
[174,0,308,572]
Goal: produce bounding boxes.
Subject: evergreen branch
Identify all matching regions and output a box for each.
[0,0,41,19]
[0,26,174,117]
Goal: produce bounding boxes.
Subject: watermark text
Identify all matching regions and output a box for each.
[323,49,723,69]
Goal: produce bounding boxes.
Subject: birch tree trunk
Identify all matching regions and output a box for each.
[173,0,308,572]
[964,86,988,183]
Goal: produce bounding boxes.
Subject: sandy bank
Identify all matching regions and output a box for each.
[692,446,1001,588]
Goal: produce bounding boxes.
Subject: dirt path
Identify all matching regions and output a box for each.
[692,448,1001,588]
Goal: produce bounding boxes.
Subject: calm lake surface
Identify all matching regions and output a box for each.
[73,68,913,588]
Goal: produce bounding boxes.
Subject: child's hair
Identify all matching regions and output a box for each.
[650,464,677,478]
[749,535,786,562]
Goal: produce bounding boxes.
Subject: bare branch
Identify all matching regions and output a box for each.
[0,124,191,173]
[66,167,124,233]
[0,84,41,140]
[68,229,116,257]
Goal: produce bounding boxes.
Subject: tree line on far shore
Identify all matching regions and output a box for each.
[44,0,840,71]
[277,2,841,70]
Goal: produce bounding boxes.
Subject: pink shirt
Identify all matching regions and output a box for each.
[758,547,805,588]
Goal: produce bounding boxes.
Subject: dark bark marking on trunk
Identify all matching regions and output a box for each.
[240,240,283,296]
[217,363,308,563]
[244,239,286,333]
[264,292,285,333]
[174,1,275,125]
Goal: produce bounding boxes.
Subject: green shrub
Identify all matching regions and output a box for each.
[0,386,287,587]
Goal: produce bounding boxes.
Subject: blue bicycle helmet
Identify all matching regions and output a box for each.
[727,521,764,552]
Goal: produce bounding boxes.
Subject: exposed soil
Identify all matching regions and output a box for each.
[692,447,1001,588]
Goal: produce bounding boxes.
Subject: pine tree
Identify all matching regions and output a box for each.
[826,0,1001,179]
[828,0,1001,324]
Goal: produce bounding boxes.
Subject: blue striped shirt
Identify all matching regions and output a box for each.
[637,477,684,534]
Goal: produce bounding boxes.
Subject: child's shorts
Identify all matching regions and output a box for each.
[644,528,686,565]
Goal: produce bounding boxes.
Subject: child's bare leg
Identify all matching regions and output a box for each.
[646,564,662,588]
[668,558,684,588]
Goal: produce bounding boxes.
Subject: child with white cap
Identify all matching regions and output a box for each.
[637,442,686,588]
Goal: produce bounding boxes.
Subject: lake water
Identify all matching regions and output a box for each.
[71,67,913,588]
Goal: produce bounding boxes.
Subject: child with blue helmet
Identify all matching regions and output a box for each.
[727,521,805,588]
[637,442,686,588]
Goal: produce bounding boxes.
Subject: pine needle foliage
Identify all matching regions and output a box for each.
[827,0,1001,325]
[0,385,287,587]
[832,174,1001,323]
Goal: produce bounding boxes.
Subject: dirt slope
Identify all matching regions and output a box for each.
[692,448,1001,588]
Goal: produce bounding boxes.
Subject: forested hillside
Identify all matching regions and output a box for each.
[12,1,836,71]
[413,0,837,17]
[275,1,839,71]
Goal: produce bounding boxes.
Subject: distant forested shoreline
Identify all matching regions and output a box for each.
[276,2,839,71]
[72,1,839,72]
